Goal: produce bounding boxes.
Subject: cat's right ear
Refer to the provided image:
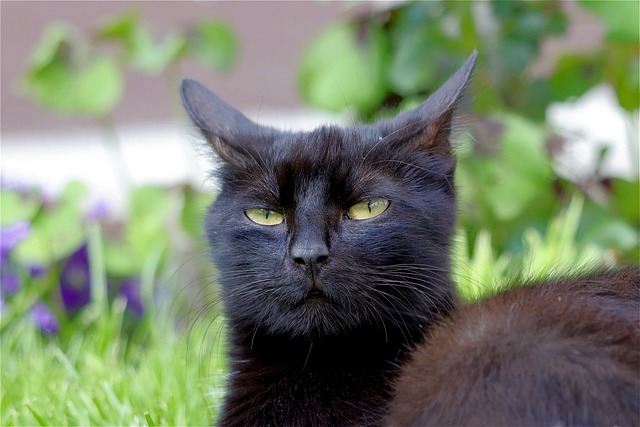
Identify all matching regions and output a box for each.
[379,51,477,158]
[180,79,275,167]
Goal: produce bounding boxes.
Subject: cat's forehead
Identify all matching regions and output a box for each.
[248,124,399,206]
[222,118,453,206]
[270,124,379,165]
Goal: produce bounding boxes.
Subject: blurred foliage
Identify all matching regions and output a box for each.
[299,0,639,265]
[299,0,639,118]
[454,196,617,301]
[1,181,217,421]
[1,181,223,426]
[8,7,236,336]
[1,181,215,330]
[5,10,234,423]
[22,11,236,117]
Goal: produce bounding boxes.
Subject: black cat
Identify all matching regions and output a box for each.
[180,51,639,426]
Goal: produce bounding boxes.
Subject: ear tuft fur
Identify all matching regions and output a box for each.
[180,79,277,167]
[383,50,478,155]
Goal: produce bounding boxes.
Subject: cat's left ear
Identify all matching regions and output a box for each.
[180,79,277,167]
[382,50,477,156]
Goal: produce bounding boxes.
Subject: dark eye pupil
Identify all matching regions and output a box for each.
[367,201,372,213]
[265,210,270,219]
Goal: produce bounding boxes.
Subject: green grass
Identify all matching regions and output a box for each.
[1,294,227,426]
[453,196,617,301]
[1,196,617,426]
[2,224,227,425]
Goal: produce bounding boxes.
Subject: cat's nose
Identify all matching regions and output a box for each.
[290,242,329,266]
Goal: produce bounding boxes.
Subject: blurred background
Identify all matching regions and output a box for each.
[2,1,349,212]
[1,1,638,425]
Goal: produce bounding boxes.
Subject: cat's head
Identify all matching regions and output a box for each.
[181,51,476,341]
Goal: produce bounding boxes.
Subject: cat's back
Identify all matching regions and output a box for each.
[387,267,640,426]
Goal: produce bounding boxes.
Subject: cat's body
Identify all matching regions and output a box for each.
[388,267,640,426]
[180,51,640,426]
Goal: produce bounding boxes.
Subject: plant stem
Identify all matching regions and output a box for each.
[87,222,108,318]
[97,114,133,194]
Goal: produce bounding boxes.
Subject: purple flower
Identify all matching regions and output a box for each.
[0,268,20,295]
[119,279,144,317]
[85,199,109,223]
[29,264,47,278]
[0,221,31,262]
[0,176,30,193]
[60,244,91,314]
[31,301,59,334]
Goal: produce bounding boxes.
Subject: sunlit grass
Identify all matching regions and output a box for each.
[1,294,227,426]
[1,221,227,426]
[453,196,617,301]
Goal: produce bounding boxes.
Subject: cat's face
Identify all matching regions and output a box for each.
[182,52,476,340]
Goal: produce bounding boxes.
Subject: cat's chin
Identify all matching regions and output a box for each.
[274,297,363,338]
[301,289,328,304]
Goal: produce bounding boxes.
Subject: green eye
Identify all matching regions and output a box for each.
[245,208,284,226]
[347,198,389,220]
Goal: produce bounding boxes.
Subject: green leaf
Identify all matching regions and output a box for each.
[299,22,390,115]
[180,187,212,240]
[99,12,187,74]
[611,178,640,224]
[387,2,450,96]
[130,186,173,220]
[548,55,603,102]
[11,182,88,265]
[132,31,188,74]
[125,186,175,270]
[497,39,538,73]
[580,217,638,253]
[12,232,52,266]
[60,181,89,206]
[481,114,554,221]
[98,11,140,42]
[14,205,85,265]
[580,0,640,43]
[609,45,640,111]
[28,23,72,70]
[103,186,175,278]
[0,190,41,226]
[189,21,237,72]
[24,24,123,117]
[578,199,638,261]
[388,26,437,96]
[103,241,141,277]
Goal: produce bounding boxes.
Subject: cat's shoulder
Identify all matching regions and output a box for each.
[437,267,639,349]
[387,267,640,426]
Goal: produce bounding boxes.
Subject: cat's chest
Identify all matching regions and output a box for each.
[221,349,395,426]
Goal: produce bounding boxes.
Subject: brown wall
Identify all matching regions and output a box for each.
[1,1,353,134]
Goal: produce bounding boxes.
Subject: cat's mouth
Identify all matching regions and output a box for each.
[303,289,327,304]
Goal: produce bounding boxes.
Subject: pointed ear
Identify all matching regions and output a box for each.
[384,50,477,155]
[180,79,276,167]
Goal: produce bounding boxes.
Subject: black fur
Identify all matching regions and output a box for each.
[180,50,639,426]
